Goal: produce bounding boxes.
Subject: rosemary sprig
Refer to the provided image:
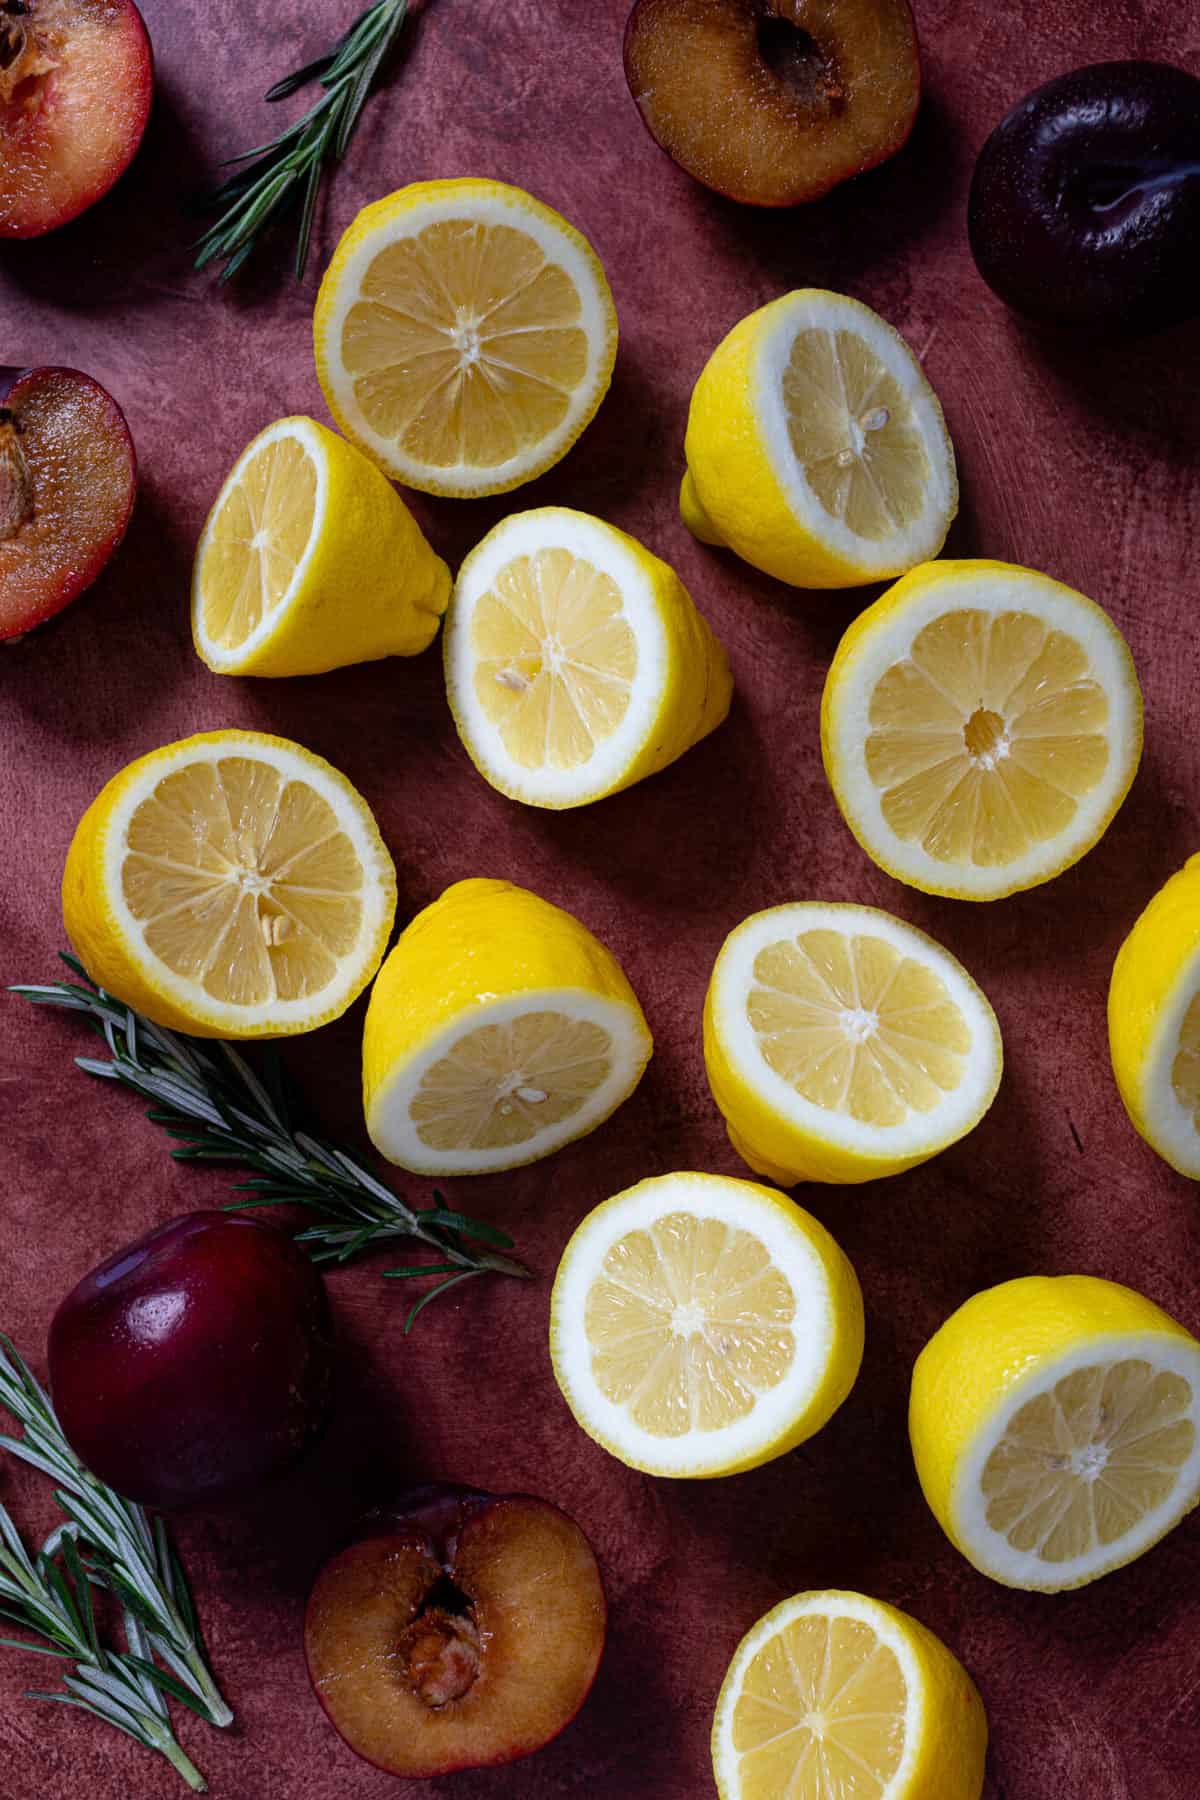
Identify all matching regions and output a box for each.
[0,1339,231,1789]
[196,0,411,281]
[14,958,532,1331]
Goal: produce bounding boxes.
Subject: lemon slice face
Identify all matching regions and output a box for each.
[550,1173,864,1477]
[822,559,1142,899]
[911,1275,1200,1591]
[196,422,317,655]
[363,878,651,1175]
[712,1591,987,1800]
[314,179,617,497]
[704,903,1001,1186]
[683,289,957,588]
[1109,855,1200,1177]
[63,731,396,1038]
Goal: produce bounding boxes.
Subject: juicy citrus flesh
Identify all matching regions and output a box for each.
[786,327,930,540]
[409,1010,615,1153]
[747,927,971,1129]
[197,432,317,650]
[122,755,368,1008]
[343,218,591,475]
[1171,990,1200,1123]
[729,1611,907,1797]
[470,546,636,770]
[980,1358,1196,1568]
[583,1209,797,1438]
[864,607,1110,869]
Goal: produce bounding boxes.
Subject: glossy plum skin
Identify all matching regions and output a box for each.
[48,1211,335,1509]
[968,61,1200,337]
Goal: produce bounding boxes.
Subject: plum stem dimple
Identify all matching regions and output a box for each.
[0,412,34,541]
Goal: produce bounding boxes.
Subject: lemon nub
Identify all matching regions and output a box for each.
[981,1358,1197,1565]
[198,436,317,649]
[410,1011,614,1152]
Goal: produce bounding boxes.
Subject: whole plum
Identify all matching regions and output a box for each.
[968,61,1200,336]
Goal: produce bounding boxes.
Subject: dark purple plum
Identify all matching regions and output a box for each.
[48,1211,334,1509]
[968,61,1200,337]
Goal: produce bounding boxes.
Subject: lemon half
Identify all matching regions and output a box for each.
[63,731,396,1038]
[910,1275,1200,1591]
[704,902,1002,1186]
[550,1171,864,1478]
[712,1589,987,1800]
[1110,855,1200,1178]
[444,507,732,808]
[314,178,617,497]
[683,289,957,588]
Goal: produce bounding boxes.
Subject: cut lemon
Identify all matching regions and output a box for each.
[682,289,957,588]
[1109,855,1200,1178]
[443,507,732,808]
[62,731,396,1038]
[712,1590,987,1800]
[549,1172,864,1477]
[821,558,1143,899]
[192,416,450,678]
[704,902,1001,1186]
[314,178,618,497]
[910,1275,1200,1592]
[362,878,651,1174]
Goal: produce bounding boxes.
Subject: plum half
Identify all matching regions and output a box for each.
[0,365,136,640]
[305,1483,607,1778]
[623,0,921,207]
[48,1211,335,1509]
[968,61,1200,337]
[0,0,153,238]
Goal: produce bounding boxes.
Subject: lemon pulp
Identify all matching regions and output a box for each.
[864,608,1110,867]
[730,1612,907,1797]
[786,327,930,539]
[122,757,366,1007]
[197,434,317,650]
[583,1211,797,1437]
[470,547,636,770]
[343,220,589,474]
[409,1011,615,1153]
[981,1359,1197,1565]
[747,928,971,1128]
[1171,992,1200,1122]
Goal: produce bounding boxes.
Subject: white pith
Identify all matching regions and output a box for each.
[753,292,957,575]
[367,987,651,1175]
[711,1590,924,1799]
[190,418,327,670]
[1134,949,1200,1177]
[444,507,668,806]
[317,185,615,495]
[101,735,394,1032]
[951,1333,1200,1591]
[825,566,1141,898]
[710,902,1001,1158]
[551,1173,839,1477]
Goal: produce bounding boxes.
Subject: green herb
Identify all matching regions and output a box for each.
[0,1338,231,1790]
[15,957,532,1330]
[196,0,411,281]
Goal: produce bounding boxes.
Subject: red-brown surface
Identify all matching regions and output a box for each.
[2,3,1199,1796]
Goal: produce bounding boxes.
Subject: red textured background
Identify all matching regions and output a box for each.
[3,1,1200,1795]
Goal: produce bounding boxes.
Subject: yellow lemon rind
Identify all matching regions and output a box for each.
[1109,855,1200,1177]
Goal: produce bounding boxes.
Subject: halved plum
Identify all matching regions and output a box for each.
[623,0,921,207]
[0,0,153,239]
[0,364,136,640]
[305,1483,607,1778]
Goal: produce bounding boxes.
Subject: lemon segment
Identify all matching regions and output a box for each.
[62,731,397,1038]
[444,507,732,808]
[362,878,651,1175]
[704,902,1001,1186]
[1109,855,1200,1177]
[910,1275,1200,1592]
[314,179,618,497]
[682,290,957,588]
[550,1172,864,1478]
[821,559,1143,899]
[192,416,450,677]
[712,1590,987,1800]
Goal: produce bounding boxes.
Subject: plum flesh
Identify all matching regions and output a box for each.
[48,1211,335,1509]
[968,61,1200,336]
